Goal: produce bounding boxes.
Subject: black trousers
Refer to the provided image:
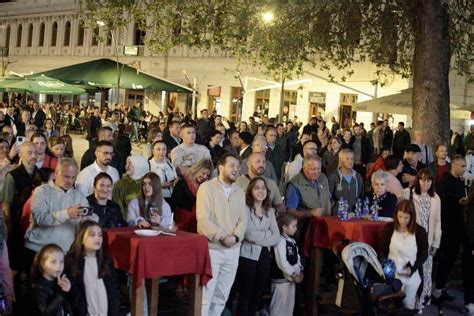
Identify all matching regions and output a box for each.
[435,230,463,289]
[463,241,474,304]
[236,247,271,316]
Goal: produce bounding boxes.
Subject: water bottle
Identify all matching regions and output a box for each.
[354,198,362,220]
[362,197,370,216]
[343,199,350,221]
[0,291,7,315]
[370,200,379,222]
[339,198,349,221]
[337,199,345,220]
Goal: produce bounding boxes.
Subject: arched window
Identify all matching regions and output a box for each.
[5,25,10,48]
[77,21,85,46]
[63,21,71,46]
[51,21,58,46]
[16,24,22,47]
[27,23,33,47]
[133,23,145,45]
[91,26,99,46]
[106,31,112,46]
[38,23,45,47]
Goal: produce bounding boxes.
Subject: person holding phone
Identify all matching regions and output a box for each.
[127,172,172,228]
[25,158,99,268]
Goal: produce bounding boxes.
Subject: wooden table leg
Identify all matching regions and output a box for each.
[147,278,159,316]
[307,246,323,316]
[131,275,145,316]
[189,274,202,316]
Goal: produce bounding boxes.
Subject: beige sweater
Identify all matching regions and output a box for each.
[196,178,248,250]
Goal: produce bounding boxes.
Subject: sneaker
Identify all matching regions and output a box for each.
[221,308,232,316]
[257,309,270,316]
[439,290,456,302]
[464,303,474,316]
[433,288,455,302]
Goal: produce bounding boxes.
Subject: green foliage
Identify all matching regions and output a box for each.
[80,0,473,82]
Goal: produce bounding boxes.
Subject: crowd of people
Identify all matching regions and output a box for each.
[0,98,473,316]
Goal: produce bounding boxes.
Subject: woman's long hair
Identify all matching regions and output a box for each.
[413,168,435,197]
[31,243,64,281]
[138,172,163,218]
[393,200,417,234]
[68,220,108,278]
[245,177,272,215]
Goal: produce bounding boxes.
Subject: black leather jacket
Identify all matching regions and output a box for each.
[31,276,73,316]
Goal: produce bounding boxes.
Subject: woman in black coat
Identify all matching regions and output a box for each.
[381,200,428,310]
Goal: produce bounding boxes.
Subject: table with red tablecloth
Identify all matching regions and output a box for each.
[303,216,391,315]
[104,227,212,316]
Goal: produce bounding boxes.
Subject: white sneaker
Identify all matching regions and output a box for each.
[464,303,474,316]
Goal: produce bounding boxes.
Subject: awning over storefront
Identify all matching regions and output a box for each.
[40,58,192,93]
[0,74,85,95]
[353,88,470,119]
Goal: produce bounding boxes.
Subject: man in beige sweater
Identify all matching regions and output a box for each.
[196,152,247,316]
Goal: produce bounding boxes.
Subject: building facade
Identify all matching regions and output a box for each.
[1,0,472,130]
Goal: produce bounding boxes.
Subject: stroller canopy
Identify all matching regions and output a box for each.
[341,242,385,285]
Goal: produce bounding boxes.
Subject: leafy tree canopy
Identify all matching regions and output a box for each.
[81,0,472,83]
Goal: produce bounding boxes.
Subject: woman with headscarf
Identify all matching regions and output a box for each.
[112,155,150,219]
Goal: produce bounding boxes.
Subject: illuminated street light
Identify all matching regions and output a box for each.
[96,20,106,27]
[262,11,274,23]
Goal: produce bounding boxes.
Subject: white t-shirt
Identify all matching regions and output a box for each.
[149,158,178,198]
[170,143,211,168]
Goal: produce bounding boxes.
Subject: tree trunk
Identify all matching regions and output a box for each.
[409,0,451,148]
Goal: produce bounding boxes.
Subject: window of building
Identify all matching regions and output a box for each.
[207,86,221,112]
[339,93,358,128]
[230,87,243,122]
[282,90,298,122]
[106,31,112,46]
[308,92,326,118]
[38,23,45,47]
[16,24,22,47]
[27,23,33,47]
[91,27,99,46]
[133,23,145,45]
[255,89,270,117]
[64,21,71,46]
[77,21,85,46]
[5,25,10,48]
[51,22,57,46]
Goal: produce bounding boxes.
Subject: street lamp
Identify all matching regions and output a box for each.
[183,70,197,119]
[262,11,274,23]
[97,20,121,105]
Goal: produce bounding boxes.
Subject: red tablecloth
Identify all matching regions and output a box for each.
[104,227,212,288]
[303,216,390,256]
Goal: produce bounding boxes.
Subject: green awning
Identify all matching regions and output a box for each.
[0,74,85,95]
[41,58,193,93]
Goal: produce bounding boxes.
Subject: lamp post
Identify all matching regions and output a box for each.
[183,70,197,119]
[97,21,121,105]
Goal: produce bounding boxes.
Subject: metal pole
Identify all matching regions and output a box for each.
[112,31,120,105]
[192,77,197,120]
[279,73,285,123]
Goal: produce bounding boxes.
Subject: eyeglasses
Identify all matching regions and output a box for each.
[99,151,114,156]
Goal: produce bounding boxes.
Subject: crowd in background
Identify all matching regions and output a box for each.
[0,97,472,316]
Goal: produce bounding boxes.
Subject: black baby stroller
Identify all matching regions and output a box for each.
[333,241,418,316]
